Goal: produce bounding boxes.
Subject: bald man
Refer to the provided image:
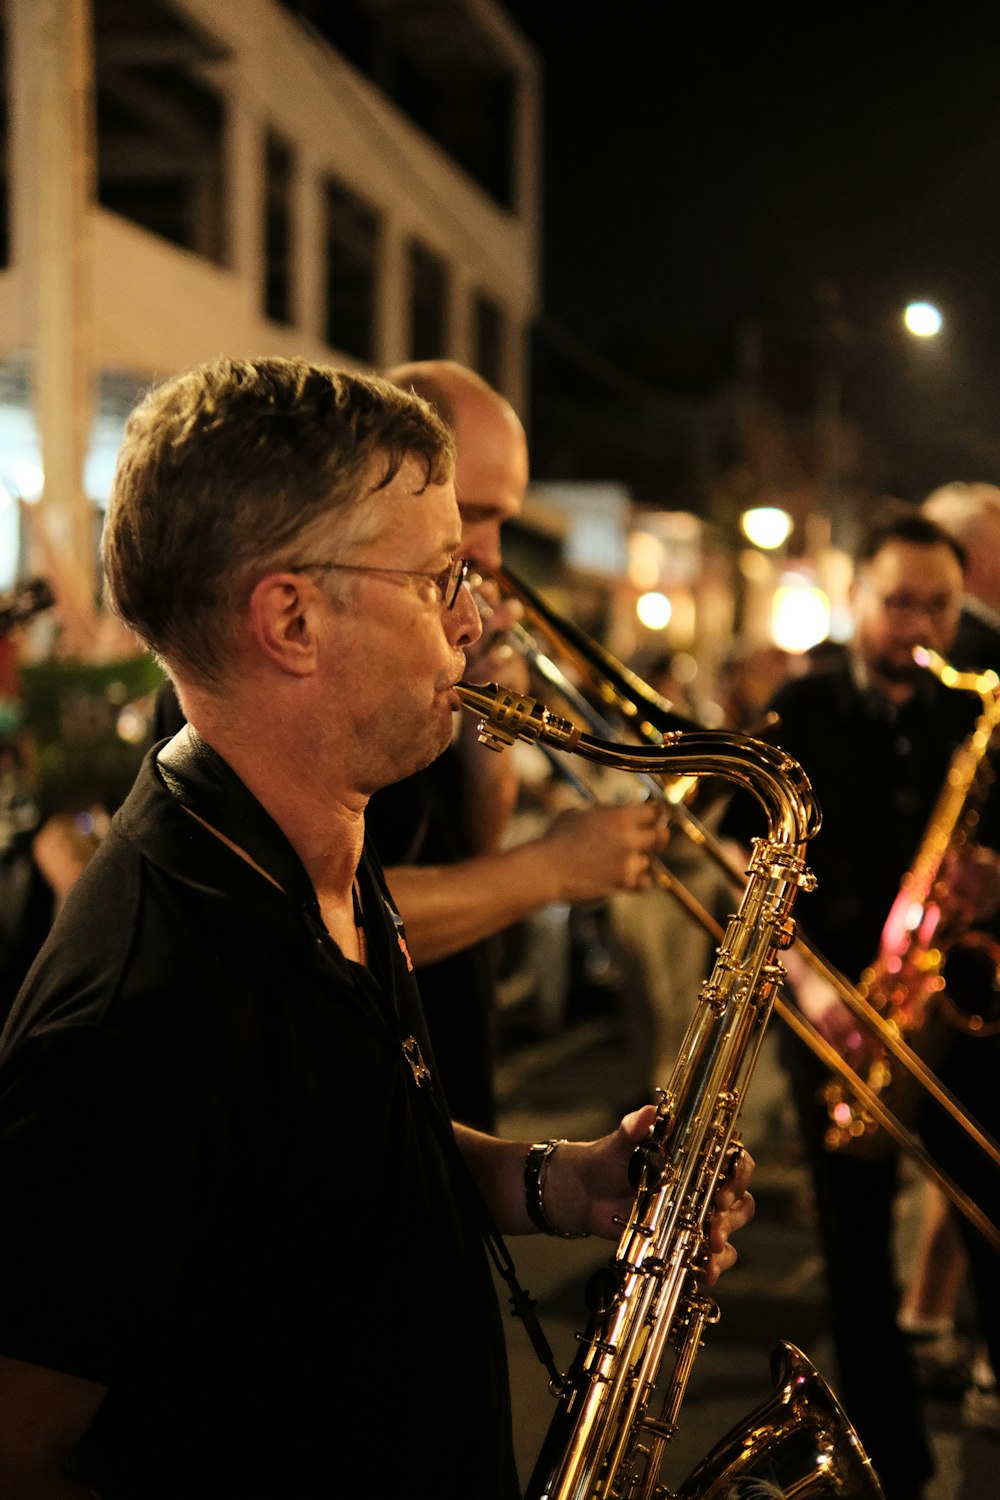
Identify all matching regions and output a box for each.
[367,362,664,1131]
[923,481,1000,670]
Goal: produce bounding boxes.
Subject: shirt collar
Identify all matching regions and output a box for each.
[150,724,323,919]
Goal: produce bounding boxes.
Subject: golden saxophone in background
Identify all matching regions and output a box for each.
[457,681,883,1500]
[825,647,1000,1156]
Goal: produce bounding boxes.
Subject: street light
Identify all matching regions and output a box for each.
[903,301,943,339]
[816,292,947,524]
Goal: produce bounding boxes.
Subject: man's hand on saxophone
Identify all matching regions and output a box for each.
[457,1108,755,1285]
[703,1141,758,1285]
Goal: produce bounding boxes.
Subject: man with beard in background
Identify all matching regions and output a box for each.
[724,503,1000,1500]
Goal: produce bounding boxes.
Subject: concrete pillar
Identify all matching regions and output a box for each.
[375,217,408,369]
[291,150,322,341]
[24,0,97,600]
[504,315,529,421]
[447,264,472,366]
[220,62,264,291]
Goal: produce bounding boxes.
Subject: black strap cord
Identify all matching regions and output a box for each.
[479,1215,565,1393]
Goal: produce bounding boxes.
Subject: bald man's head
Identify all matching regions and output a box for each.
[386,361,528,573]
[923,482,1000,612]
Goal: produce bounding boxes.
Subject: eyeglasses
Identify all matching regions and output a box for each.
[869,591,960,624]
[291,556,470,610]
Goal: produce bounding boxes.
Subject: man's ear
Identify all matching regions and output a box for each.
[247,573,322,677]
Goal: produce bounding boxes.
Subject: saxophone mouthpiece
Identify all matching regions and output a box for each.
[455,681,581,753]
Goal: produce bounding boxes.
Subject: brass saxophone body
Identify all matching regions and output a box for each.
[825,648,1000,1154]
[457,682,883,1500]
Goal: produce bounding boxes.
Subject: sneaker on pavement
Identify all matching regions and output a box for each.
[963,1381,1000,1436]
[903,1327,971,1401]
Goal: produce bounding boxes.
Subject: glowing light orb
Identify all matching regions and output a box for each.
[636,591,673,630]
[903,301,943,338]
[741,506,793,549]
[771,583,830,653]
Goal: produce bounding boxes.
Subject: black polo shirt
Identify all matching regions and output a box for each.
[0,730,517,1499]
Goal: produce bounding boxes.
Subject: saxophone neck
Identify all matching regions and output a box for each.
[455,680,822,852]
[914,645,1000,707]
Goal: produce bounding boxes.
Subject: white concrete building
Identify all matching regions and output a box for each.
[0,0,540,590]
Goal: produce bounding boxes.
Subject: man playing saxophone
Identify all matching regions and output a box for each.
[723,503,1000,1500]
[0,357,754,1499]
[151,360,665,1137]
[895,481,1000,1425]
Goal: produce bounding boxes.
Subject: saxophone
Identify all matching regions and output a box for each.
[458,682,884,1500]
[824,648,1000,1155]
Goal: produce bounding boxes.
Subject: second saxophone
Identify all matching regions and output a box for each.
[825,647,1000,1155]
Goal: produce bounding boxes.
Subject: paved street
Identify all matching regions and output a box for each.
[494,1009,997,1499]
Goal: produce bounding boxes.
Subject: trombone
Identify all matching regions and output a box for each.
[482,564,1000,1254]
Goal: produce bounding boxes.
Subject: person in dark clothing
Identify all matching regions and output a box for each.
[0,356,754,1499]
[723,503,1000,1500]
[368,362,665,1132]
[895,481,1000,1422]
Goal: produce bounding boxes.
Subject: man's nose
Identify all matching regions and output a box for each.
[449,581,482,649]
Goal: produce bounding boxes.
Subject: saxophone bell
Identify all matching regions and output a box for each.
[675,1343,882,1499]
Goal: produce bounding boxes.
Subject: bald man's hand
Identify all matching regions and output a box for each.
[540,803,667,903]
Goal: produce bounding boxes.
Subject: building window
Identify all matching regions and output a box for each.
[281,2,518,210]
[474,294,505,389]
[408,241,448,360]
[264,130,294,325]
[94,6,227,264]
[323,177,379,362]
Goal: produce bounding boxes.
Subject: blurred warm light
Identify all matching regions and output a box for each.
[628,530,665,590]
[903,301,943,338]
[772,581,830,653]
[671,651,698,686]
[116,705,147,744]
[636,591,672,630]
[741,506,793,549]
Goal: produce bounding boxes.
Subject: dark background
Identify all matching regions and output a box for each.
[501,3,1000,515]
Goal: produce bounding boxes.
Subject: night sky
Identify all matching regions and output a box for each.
[501,4,1000,511]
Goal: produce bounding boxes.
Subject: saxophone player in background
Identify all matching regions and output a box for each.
[0,357,754,1499]
[895,483,1000,1421]
[722,503,1000,1500]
